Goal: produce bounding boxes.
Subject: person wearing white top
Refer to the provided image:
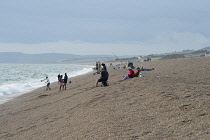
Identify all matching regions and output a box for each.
[41,76,51,91]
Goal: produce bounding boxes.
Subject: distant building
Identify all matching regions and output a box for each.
[138,56,143,59]
[205,51,210,57]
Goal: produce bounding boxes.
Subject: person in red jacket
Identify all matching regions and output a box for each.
[122,67,135,80]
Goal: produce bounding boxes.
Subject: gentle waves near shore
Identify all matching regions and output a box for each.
[0,64,93,104]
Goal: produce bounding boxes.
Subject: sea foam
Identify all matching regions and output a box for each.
[0,64,93,104]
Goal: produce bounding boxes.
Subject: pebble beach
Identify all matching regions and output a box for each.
[0,57,209,140]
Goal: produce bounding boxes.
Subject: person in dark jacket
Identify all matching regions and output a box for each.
[101,63,107,71]
[64,73,68,90]
[95,68,109,87]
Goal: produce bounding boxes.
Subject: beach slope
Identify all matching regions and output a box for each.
[0,57,209,140]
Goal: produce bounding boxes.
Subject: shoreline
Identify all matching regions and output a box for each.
[0,57,209,139]
[0,65,94,105]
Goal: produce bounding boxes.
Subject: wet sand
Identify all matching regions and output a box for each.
[0,57,209,140]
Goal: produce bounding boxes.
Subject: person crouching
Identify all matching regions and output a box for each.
[95,67,109,87]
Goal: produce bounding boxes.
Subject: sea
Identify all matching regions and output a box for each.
[0,64,94,104]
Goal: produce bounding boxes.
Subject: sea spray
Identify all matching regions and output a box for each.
[0,64,93,104]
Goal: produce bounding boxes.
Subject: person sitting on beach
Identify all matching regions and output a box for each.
[140,65,144,71]
[122,67,135,80]
[95,67,109,87]
[41,76,51,91]
[59,75,64,91]
[64,73,68,90]
[134,67,141,77]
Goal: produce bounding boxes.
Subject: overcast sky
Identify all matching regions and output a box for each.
[0,0,210,56]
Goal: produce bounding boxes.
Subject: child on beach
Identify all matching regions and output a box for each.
[134,67,141,77]
[59,75,64,91]
[41,76,51,91]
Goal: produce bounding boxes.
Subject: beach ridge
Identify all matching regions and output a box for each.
[0,57,209,140]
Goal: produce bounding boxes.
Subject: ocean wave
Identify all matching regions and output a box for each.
[0,64,93,104]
